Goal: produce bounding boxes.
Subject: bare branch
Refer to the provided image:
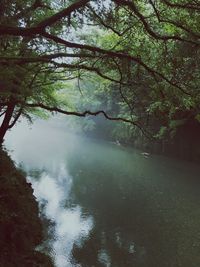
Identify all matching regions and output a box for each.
[0,110,6,117]
[0,25,39,36]
[8,107,23,129]
[0,53,97,63]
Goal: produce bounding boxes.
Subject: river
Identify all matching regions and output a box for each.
[5,117,200,267]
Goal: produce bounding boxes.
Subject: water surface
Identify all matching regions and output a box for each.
[5,117,200,267]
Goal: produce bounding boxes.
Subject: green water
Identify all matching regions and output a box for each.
[5,119,200,267]
[66,139,200,267]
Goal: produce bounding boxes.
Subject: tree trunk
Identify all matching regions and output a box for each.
[0,102,15,145]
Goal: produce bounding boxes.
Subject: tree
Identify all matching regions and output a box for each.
[0,0,199,143]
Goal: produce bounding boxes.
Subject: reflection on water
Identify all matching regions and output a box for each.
[5,118,93,267]
[28,165,93,267]
[5,117,200,267]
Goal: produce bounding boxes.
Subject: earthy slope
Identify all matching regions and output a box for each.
[0,149,53,267]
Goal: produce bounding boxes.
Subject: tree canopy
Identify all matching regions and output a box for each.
[0,0,199,143]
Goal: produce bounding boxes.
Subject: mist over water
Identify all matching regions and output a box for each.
[5,117,93,267]
[5,116,200,267]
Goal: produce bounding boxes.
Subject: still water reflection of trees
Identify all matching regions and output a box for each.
[65,141,200,267]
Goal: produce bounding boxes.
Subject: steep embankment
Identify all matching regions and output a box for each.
[89,116,200,162]
[132,119,200,162]
[0,149,53,267]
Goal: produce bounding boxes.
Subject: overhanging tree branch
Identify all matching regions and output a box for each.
[41,32,192,94]
[0,53,97,63]
[0,0,89,36]
[25,102,152,138]
[0,36,192,95]
[36,0,90,29]
[14,0,52,20]
[148,0,200,39]
[161,0,200,10]
[114,0,199,45]
[8,106,23,129]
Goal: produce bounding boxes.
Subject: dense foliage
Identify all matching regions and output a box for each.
[0,0,199,142]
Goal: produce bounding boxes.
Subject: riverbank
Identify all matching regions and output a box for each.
[0,149,53,267]
[85,116,200,163]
